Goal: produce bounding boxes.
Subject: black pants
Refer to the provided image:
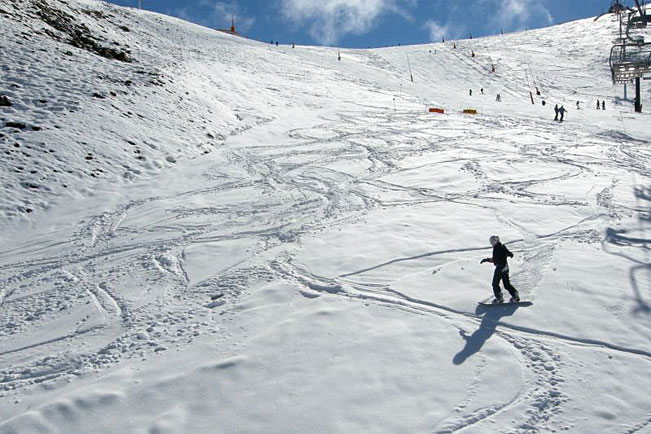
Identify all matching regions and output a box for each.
[492,266,517,299]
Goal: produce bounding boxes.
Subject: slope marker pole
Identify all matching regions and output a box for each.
[525,70,534,104]
[529,65,541,95]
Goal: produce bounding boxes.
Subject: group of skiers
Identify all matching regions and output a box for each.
[553,99,607,122]
[468,88,486,96]
[553,104,567,122]
[466,88,609,123]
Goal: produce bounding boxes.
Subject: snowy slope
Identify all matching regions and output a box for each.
[1,1,650,433]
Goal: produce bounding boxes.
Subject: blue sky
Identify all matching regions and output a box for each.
[105,0,617,47]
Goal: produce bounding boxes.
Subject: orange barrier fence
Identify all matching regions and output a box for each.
[463,109,478,115]
[429,108,445,114]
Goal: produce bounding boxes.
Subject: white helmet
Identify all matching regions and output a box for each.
[489,235,500,246]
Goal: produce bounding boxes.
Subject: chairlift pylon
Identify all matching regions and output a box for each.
[609,0,651,112]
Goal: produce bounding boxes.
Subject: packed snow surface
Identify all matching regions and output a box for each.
[1,1,650,433]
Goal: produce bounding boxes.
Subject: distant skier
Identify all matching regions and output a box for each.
[596,99,601,110]
[602,100,605,110]
[559,105,567,122]
[554,104,559,121]
[496,93,502,102]
[276,41,279,47]
[542,100,546,106]
[469,89,473,96]
[576,100,581,110]
[480,235,519,303]
[481,88,485,95]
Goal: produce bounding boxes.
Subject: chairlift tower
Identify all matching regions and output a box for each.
[609,0,650,112]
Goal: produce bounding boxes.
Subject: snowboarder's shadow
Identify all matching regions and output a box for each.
[453,304,519,365]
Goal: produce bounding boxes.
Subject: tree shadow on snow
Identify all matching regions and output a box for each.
[453,303,519,365]
[634,185,651,223]
[602,185,651,314]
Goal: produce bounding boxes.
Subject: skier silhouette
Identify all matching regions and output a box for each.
[469,89,473,96]
[554,104,559,121]
[602,100,605,110]
[480,235,519,303]
[597,99,601,110]
[559,105,566,122]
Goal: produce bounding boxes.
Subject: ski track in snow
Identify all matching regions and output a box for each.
[1,2,651,433]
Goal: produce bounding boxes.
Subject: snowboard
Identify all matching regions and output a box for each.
[479,300,532,307]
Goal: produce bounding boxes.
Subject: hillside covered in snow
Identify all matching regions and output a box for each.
[1,0,650,433]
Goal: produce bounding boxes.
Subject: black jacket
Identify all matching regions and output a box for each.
[492,242,513,267]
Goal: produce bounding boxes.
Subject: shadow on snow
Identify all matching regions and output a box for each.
[453,303,520,365]
[602,185,651,314]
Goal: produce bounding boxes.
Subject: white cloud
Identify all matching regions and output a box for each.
[280,0,415,45]
[423,19,451,42]
[488,0,554,31]
[172,1,255,33]
[203,1,255,32]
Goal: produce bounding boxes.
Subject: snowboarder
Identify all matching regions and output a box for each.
[480,235,519,303]
[554,104,559,121]
[496,93,502,102]
[602,100,605,110]
[559,105,566,122]
[596,99,601,110]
